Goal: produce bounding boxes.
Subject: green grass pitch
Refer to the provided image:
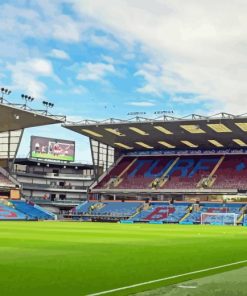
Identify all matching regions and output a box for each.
[1,222,247,296]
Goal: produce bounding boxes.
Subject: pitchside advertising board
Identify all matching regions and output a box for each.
[30,136,75,162]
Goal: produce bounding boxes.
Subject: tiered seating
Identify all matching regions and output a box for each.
[163,156,219,189]
[75,201,99,214]
[130,202,170,221]
[181,203,243,224]
[0,202,26,220]
[11,200,54,220]
[130,202,189,223]
[167,203,191,223]
[116,157,175,189]
[94,154,232,191]
[74,200,246,225]
[212,155,247,189]
[94,157,134,189]
[93,153,247,191]
[76,201,142,217]
[93,202,142,216]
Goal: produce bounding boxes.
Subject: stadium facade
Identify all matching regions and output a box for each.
[13,158,94,214]
[1,93,247,225]
[63,113,247,225]
[64,113,247,198]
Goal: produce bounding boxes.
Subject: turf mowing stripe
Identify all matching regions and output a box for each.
[87,259,247,296]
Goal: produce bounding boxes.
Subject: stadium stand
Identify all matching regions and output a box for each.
[130,202,190,223]
[93,154,247,191]
[0,90,66,218]
[75,201,97,214]
[76,201,143,217]
[95,157,134,189]
[181,203,244,225]
[0,202,26,220]
[212,155,247,189]
[72,200,246,225]
[11,200,55,220]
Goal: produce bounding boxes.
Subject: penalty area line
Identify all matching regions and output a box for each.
[87,259,247,296]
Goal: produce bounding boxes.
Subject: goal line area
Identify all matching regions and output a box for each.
[200,212,238,226]
[87,260,247,296]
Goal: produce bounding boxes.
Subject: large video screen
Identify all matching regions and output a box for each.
[30,136,75,162]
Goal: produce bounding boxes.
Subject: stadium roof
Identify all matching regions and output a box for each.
[0,101,65,132]
[64,112,247,151]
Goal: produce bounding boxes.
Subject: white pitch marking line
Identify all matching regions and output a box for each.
[178,285,197,289]
[87,259,247,296]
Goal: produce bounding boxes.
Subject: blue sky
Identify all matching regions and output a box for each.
[1,0,247,161]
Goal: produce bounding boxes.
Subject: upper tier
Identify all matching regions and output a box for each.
[92,154,247,192]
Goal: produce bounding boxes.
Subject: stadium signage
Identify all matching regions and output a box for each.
[129,158,219,178]
[30,136,75,162]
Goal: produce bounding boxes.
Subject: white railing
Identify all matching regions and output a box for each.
[91,188,237,194]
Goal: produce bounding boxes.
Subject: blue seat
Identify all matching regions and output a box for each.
[0,203,26,220]
[11,200,54,220]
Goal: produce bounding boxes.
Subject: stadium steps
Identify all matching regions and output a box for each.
[148,178,159,189]
[237,213,244,224]
[92,155,125,188]
[143,203,150,210]
[208,156,225,186]
[197,177,207,188]
[206,176,217,188]
[105,177,117,189]
[237,205,247,223]
[129,208,142,219]
[129,203,150,220]
[209,156,225,177]
[179,206,192,223]
[196,156,225,188]
[113,158,137,187]
[89,202,105,213]
[158,157,180,188]
[196,176,215,188]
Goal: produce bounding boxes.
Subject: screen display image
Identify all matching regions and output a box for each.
[31,136,75,162]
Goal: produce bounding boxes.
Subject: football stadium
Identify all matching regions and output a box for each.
[1,94,247,296]
[2,1,247,296]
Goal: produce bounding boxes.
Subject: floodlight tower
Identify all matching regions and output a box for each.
[21,94,35,109]
[42,100,54,115]
[0,87,11,103]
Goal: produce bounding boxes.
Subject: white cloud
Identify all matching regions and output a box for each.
[171,95,212,105]
[29,59,53,75]
[127,101,156,107]
[89,34,119,50]
[101,55,115,64]
[50,49,70,60]
[0,2,83,46]
[7,58,56,97]
[72,85,88,95]
[51,14,82,42]
[71,0,247,113]
[77,62,115,82]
